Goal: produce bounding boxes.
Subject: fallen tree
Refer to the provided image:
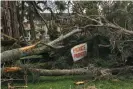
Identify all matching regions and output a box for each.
[1,13,133,64]
[1,28,82,63]
[28,66,133,81]
[3,66,133,79]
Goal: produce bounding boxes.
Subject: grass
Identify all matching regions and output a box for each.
[1,75,133,89]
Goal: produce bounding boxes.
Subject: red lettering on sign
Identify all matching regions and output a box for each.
[73,45,86,53]
[73,51,87,58]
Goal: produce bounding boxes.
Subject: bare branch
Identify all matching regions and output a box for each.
[106,23,133,35]
[78,14,133,35]
[77,14,102,25]
[98,44,110,47]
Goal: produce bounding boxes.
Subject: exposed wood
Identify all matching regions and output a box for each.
[4,67,22,73]
[20,45,36,51]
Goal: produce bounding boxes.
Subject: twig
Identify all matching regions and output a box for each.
[98,44,110,47]
[77,14,102,25]
[36,41,56,49]
[80,24,103,29]
[2,79,24,82]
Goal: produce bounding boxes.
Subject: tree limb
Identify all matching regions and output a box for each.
[78,14,133,35]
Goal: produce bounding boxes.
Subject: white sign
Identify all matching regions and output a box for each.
[71,43,87,62]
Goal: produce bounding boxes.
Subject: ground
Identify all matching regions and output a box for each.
[1,75,133,89]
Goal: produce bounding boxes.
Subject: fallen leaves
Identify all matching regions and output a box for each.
[74,80,88,85]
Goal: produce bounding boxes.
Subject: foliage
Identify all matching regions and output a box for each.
[52,56,70,69]
[89,58,116,68]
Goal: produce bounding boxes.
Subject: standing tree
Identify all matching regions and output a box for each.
[1,1,20,40]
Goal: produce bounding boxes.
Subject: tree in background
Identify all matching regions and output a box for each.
[1,1,20,39]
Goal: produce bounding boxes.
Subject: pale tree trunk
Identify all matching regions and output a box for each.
[28,66,133,76]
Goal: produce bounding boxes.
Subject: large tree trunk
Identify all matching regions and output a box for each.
[1,1,20,40]
[1,29,82,63]
[2,66,133,78]
[1,1,12,39]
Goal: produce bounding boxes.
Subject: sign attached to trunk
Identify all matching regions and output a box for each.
[71,43,87,62]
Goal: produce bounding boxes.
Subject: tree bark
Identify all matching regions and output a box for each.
[17,1,27,42]
[29,66,133,76]
[1,1,12,39]
[1,1,20,40]
[29,68,88,76]
[10,1,20,39]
